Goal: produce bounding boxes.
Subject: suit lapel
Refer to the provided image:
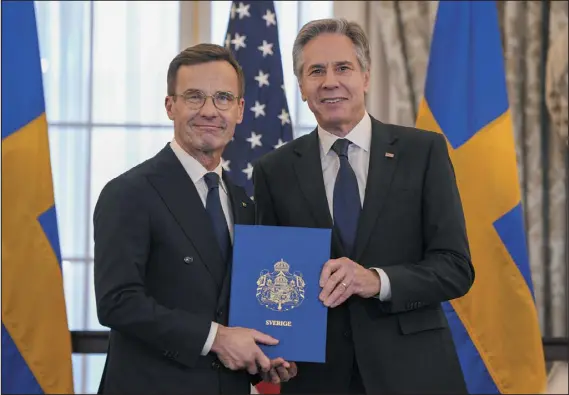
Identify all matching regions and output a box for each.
[293,130,346,258]
[353,119,399,262]
[146,145,226,288]
[223,171,249,226]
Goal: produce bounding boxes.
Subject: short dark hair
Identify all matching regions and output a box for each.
[166,43,245,97]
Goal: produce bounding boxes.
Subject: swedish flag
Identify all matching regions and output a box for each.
[1,1,74,393]
[416,1,547,393]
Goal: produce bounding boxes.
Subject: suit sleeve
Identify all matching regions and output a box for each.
[253,160,279,226]
[93,177,212,368]
[380,133,475,314]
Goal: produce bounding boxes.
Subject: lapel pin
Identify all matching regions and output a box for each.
[385,152,395,158]
[241,201,248,208]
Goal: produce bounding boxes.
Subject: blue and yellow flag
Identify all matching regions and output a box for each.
[416,1,547,393]
[1,1,74,393]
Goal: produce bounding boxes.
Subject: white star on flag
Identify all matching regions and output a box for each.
[246,131,263,149]
[231,33,247,51]
[278,108,290,125]
[221,158,231,172]
[274,138,287,149]
[236,2,251,19]
[250,101,266,118]
[257,40,274,57]
[230,3,237,19]
[242,163,254,180]
[262,9,277,27]
[254,70,270,88]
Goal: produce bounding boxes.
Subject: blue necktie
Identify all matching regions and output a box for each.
[332,139,361,257]
[204,172,231,264]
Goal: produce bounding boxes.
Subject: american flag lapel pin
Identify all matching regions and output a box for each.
[385,152,395,158]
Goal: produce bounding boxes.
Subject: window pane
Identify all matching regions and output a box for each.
[62,260,89,331]
[210,0,231,46]
[87,261,106,331]
[298,1,334,26]
[85,354,107,394]
[88,127,174,257]
[49,126,89,258]
[72,354,85,393]
[92,1,180,125]
[70,354,107,394]
[35,1,91,123]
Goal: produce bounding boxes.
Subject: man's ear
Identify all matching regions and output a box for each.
[299,82,307,102]
[236,97,245,124]
[362,69,370,94]
[165,96,175,120]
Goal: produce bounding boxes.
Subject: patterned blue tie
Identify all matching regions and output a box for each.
[204,172,231,264]
[331,139,361,257]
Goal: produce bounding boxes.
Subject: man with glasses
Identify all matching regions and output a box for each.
[93,44,295,395]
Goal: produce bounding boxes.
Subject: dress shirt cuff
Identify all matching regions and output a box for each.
[201,322,219,356]
[371,268,392,301]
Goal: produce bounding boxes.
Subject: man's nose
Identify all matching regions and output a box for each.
[199,96,218,117]
[322,70,339,89]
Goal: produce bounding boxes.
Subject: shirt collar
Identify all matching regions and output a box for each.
[317,111,372,155]
[170,138,226,192]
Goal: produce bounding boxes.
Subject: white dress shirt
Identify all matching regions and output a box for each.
[170,139,230,356]
[317,112,392,302]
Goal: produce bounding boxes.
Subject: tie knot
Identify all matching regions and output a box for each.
[204,172,220,190]
[331,139,351,158]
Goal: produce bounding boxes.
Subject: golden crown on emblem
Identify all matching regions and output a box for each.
[274,259,290,272]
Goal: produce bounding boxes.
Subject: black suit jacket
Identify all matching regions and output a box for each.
[252,116,475,394]
[93,144,255,395]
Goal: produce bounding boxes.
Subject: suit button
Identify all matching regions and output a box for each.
[216,310,223,317]
[183,256,193,264]
[343,330,351,338]
[211,361,221,369]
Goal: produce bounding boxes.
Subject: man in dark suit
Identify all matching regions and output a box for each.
[253,19,475,394]
[93,44,294,395]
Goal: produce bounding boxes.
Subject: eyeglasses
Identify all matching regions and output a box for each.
[173,90,239,111]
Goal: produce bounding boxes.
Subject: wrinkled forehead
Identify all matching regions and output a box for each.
[300,34,360,72]
[176,61,240,95]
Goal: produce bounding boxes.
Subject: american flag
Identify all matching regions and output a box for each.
[222,0,294,199]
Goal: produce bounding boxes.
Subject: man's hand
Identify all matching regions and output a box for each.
[319,257,381,307]
[210,325,279,375]
[260,358,298,384]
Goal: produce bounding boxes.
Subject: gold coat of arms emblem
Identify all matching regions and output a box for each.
[256,259,305,312]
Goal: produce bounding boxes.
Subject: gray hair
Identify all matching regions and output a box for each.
[292,18,371,79]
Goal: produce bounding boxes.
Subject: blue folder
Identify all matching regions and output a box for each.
[228,225,331,363]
